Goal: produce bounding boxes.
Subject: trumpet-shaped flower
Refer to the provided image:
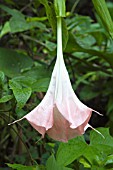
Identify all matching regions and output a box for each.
[9,18,101,142]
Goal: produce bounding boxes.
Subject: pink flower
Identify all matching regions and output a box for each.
[24,59,93,142]
[9,18,101,142]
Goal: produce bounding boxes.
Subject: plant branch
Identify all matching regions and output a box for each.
[0,114,38,165]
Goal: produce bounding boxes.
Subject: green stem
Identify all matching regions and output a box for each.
[71,0,80,14]
[0,114,37,165]
[57,17,63,63]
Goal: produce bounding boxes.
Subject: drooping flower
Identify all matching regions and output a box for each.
[9,18,102,142]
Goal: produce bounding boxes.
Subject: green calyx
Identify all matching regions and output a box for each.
[54,0,66,17]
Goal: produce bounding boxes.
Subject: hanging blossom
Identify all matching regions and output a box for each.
[9,18,102,142]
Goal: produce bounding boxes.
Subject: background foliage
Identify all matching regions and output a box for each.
[0,0,113,169]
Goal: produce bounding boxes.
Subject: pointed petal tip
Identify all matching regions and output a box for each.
[92,109,103,116]
[88,124,105,139]
[35,135,44,144]
[8,117,25,126]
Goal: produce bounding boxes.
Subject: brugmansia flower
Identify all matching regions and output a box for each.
[9,18,102,142]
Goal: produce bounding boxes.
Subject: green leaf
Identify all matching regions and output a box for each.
[54,0,66,17]
[46,155,73,170]
[90,128,113,155]
[79,85,99,101]
[91,166,105,170]
[82,145,105,166]
[65,32,85,53]
[38,0,57,34]
[0,20,47,37]
[28,21,47,31]
[62,18,68,50]
[9,16,27,33]
[0,5,47,37]
[0,95,13,103]
[45,40,56,51]
[7,163,37,170]
[22,66,51,80]
[0,21,11,38]
[15,87,32,109]
[0,5,24,17]
[9,80,22,89]
[56,136,87,166]
[65,33,113,68]
[92,0,113,39]
[107,96,113,114]
[38,0,48,6]
[10,65,50,92]
[9,18,47,33]
[79,157,91,168]
[107,2,113,20]
[104,155,113,166]
[11,76,36,87]
[0,71,5,84]
[81,128,113,168]
[32,78,50,92]
[9,80,32,108]
[0,48,33,78]
[11,76,50,92]
[56,128,113,168]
